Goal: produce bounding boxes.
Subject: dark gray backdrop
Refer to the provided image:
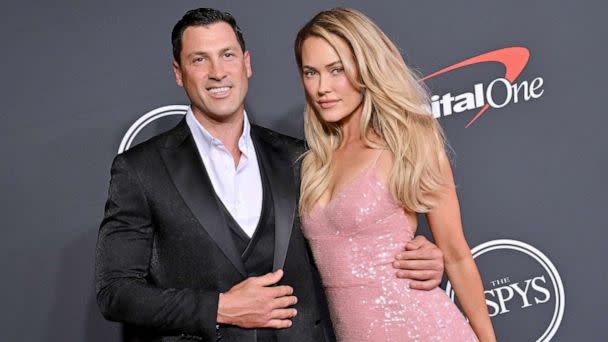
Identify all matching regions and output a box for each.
[1,0,606,341]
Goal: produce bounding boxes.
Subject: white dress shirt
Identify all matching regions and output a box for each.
[186,108,263,238]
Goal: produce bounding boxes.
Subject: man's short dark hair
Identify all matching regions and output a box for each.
[171,8,246,64]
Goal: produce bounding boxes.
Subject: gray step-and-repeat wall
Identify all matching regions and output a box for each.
[1,0,605,341]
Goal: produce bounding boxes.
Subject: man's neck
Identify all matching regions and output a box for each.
[193,109,245,167]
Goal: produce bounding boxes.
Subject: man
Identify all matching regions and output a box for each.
[96,8,445,341]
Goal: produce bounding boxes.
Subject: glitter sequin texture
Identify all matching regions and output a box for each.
[302,155,478,342]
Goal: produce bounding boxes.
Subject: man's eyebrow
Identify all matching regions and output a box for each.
[219,46,239,54]
[187,46,240,57]
[187,51,209,58]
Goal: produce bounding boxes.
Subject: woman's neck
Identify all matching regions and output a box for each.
[338,104,364,147]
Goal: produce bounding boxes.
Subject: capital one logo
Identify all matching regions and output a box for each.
[422,47,545,127]
[446,239,565,341]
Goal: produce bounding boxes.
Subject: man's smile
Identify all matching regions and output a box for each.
[207,86,232,98]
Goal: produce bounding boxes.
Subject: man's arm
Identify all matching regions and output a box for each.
[95,154,220,338]
[393,235,445,290]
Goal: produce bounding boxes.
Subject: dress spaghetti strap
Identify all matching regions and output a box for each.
[366,149,385,175]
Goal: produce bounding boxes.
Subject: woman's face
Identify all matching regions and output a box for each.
[300,35,363,123]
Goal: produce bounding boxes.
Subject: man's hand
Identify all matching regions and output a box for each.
[393,235,444,290]
[217,269,298,329]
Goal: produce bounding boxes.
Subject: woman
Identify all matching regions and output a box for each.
[295,8,496,341]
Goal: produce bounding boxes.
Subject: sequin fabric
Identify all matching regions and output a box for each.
[302,152,478,341]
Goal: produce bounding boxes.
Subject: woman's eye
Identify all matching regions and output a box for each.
[303,70,317,77]
[331,67,344,75]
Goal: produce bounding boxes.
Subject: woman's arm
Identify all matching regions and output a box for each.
[426,153,496,342]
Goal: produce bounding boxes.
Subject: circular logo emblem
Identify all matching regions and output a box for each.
[445,239,565,341]
[118,105,188,153]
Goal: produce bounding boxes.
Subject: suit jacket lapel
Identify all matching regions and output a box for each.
[251,126,297,271]
[159,120,247,276]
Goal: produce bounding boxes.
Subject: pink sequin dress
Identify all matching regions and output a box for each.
[302,151,478,341]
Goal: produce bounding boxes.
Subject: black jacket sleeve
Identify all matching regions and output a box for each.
[95,154,218,339]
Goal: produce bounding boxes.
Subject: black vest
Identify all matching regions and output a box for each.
[216,160,277,342]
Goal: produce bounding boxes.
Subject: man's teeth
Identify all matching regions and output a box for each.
[209,87,229,93]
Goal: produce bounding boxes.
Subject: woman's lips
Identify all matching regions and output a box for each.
[318,99,340,109]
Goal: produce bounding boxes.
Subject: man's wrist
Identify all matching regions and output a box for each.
[216,292,231,325]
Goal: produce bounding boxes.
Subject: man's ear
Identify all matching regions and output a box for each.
[172,60,184,87]
[244,50,252,78]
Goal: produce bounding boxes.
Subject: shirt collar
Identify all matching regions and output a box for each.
[185,107,252,157]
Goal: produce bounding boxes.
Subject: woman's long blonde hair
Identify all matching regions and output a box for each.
[295,7,447,214]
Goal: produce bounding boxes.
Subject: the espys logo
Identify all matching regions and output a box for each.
[445,239,565,341]
[422,46,544,127]
[118,105,189,153]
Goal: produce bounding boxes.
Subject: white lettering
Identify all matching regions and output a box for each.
[440,93,455,116]
[430,95,441,118]
[485,275,552,316]
[510,279,533,308]
[485,291,500,317]
[529,77,544,99]
[513,80,528,103]
[474,83,485,107]
[430,76,545,119]
[453,92,476,113]
[495,286,514,314]
[486,78,512,108]
[532,275,551,304]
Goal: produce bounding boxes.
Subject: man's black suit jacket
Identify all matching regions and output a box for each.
[95,120,335,341]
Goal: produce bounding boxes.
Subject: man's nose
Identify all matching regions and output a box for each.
[208,60,227,80]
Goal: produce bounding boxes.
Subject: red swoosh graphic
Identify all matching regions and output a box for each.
[421,47,530,127]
